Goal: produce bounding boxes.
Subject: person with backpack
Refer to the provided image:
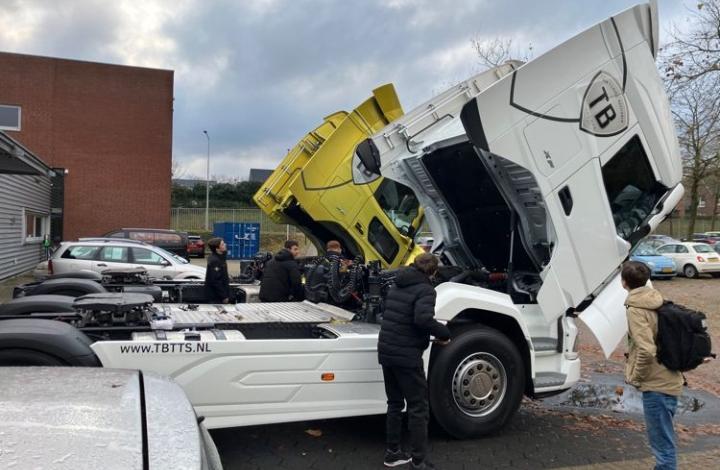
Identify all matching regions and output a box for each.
[621,261,684,470]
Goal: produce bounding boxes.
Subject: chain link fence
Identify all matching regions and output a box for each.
[656,216,720,239]
[171,208,315,254]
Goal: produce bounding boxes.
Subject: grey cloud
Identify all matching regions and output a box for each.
[1,0,692,178]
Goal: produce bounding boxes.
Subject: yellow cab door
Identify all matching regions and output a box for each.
[351,178,426,268]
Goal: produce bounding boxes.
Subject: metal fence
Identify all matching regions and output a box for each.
[656,217,720,239]
[171,208,291,235]
[172,208,720,247]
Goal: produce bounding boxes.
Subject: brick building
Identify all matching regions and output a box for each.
[0,52,173,240]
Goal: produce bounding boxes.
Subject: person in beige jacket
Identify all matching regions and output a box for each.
[622,261,684,470]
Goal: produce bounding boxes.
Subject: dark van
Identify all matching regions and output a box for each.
[104,228,189,258]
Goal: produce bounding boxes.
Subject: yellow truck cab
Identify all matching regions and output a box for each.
[253,84,425,268]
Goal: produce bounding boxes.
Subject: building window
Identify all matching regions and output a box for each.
[23,209,49,243]
[0,105,21,131]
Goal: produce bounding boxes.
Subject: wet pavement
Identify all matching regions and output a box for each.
[542,373,720,425]
[211,374,720,469]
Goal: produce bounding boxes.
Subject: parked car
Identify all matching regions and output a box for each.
[104,228,189,258]
[690,232,719,245]
[656,242,720,278]
[640,234,679,249]
[50,238,206,280]
[32,260,50,280]
[629,243,677,279]
[0,367,222,470]
[188,235,206,258]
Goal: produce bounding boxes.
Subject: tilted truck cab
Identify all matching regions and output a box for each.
[253,84,426,268]
[0,1,683,439]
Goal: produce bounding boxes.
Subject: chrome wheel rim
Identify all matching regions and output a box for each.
[451,352,507,417]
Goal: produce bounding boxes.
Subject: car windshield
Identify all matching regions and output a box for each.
[374,178,420,235]
[632,244,659,256]
[694,244,714,253]
[156,246,189,264]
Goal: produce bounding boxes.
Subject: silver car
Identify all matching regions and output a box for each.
[49,238,206,280]
[0,367,223,470]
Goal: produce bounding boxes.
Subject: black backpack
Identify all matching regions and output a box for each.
[655,301,714,372]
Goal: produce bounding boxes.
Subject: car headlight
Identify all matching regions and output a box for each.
[646,261,655,269]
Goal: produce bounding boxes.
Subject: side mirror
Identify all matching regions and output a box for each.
[161,260,171,267]
[400,225,417,239]
[355,139,381,175]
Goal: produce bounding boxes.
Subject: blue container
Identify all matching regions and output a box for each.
[213,222,260,260]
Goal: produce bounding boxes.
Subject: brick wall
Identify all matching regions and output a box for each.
[0,52,173,240]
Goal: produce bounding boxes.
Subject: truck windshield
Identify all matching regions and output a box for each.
[373,179,419,235]
[601,135,667,244]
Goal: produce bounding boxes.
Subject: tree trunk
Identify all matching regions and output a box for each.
[711,181,720,231]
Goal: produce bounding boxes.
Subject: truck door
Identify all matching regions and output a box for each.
[541,133,668,307]
[351,178,424,267]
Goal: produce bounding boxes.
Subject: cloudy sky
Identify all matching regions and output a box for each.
[0,0,692,180]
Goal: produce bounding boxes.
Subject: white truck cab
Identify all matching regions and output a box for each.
[0,1,683,439]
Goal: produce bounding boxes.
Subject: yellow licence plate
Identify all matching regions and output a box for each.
[709,258,719,262]
[662,267,673,273]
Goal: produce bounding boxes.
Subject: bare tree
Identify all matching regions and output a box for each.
[171,160,187,179]
[671,75,720,237]
[471,36,533,70]
[662,1,720,84]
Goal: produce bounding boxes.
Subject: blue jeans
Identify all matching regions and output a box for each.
[642,391,678,470]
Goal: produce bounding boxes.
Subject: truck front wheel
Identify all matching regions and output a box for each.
[429,327,525,438]
[0,349,67,366]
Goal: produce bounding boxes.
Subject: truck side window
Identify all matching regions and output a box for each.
[601,135,666,243]
[368,217,399,263]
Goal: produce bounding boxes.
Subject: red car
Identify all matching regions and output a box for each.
[187,235,206,258]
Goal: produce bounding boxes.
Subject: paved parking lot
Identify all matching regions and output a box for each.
[210,399,720,469]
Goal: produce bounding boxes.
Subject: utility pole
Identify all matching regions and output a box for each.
[203,130,210,231]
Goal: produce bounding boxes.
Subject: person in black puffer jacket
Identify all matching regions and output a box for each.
[258,240,304,302]
[204,238,230,304]
[378,253,451,470]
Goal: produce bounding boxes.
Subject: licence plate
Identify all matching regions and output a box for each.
[662,267,673,273]
[709,258,719,262]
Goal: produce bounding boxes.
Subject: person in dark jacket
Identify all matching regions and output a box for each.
[205,238,230,304]
[378,253,451,470]
[258,240,304,302]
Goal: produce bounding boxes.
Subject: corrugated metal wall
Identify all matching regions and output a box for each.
[0,173,51,280]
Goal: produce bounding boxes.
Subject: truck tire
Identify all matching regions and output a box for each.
[0,348,67,366]
[429,326,525,438]
[27,278,107,298]
[0,319,100,367]
[0,295,75,316]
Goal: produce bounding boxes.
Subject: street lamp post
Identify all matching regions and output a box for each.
[203,130,210,231]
